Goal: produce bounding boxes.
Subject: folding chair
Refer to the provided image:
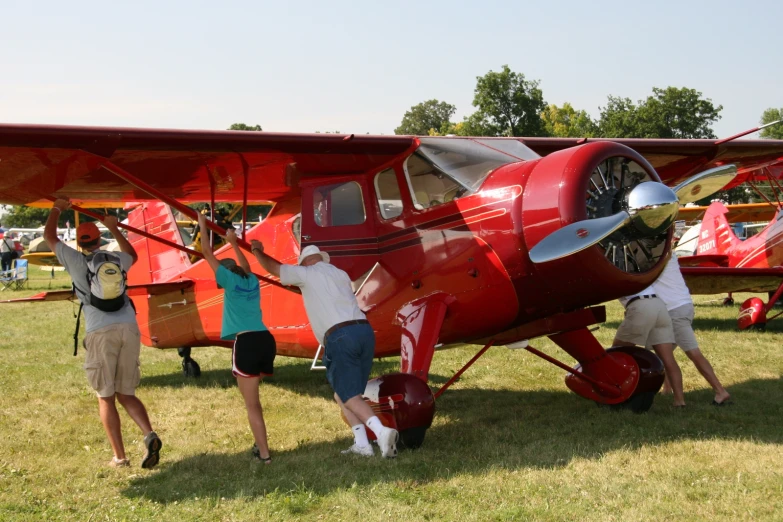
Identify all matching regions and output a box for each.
[0,259,28,291]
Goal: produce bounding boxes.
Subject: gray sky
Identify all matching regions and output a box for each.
[1,0,780,138]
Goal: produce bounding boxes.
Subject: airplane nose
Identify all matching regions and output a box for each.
[625,182,679,237]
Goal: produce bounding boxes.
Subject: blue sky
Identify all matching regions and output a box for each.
[1,0,780,138]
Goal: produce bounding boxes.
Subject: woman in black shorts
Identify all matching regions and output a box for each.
[199,213,276,463]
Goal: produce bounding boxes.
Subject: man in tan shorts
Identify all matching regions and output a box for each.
[44,199,162,468]
[613,285,684,407]
[653,255,731,406]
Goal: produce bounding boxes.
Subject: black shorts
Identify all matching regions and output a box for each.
[232,330,276,378]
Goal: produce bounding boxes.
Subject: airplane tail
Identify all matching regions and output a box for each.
[126,201,191,285]
[695,201,741,256]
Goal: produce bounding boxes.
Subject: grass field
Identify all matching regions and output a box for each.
[1,268,782,521]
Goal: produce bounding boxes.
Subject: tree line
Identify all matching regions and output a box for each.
[395,65,782,141]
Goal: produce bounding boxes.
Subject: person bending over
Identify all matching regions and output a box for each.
[250,241,398,458]
[614,282,683,407]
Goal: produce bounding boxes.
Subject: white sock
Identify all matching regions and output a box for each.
[352,424,369,447]
[365,416,385,435]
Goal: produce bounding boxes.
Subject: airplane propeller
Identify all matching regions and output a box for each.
[529,164,738,265]
[672,164,738,206]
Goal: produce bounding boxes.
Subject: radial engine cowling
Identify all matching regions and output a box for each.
[519,141,674,311]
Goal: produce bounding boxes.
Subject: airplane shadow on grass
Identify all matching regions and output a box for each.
[140,357,451,393]
[123,376,783,504]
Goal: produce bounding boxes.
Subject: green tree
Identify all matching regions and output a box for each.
[1,206,73,228]
[541,103,598,137]
[469,65,548,137]
[394,100,456,136]
[228,123,262,131]
[0,205,122,229]
[760,108,783,139]
[597,87,722,138]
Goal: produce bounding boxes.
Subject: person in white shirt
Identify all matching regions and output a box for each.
[652,255,731,406]
[614,283,684,407]
[250,241,399,458]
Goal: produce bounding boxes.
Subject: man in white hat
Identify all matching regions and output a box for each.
[249,240,399,458]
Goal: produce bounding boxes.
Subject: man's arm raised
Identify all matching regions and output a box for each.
[250,239,282,278]
[43,199,69,251]
[102,215,138,264]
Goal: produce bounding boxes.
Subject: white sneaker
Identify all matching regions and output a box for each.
[341,444,374,457]
[376,427,399,459]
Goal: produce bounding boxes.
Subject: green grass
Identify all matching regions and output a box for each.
[1,269,782,521]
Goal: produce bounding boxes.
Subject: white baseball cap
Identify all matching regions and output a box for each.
[298,245,330,265]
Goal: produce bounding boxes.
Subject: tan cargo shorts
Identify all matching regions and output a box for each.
[616,297,675,347]
[83,322,142,397]
[669,303,699,351]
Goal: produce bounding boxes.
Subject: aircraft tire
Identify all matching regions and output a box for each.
[182,358,201,378]
[398,426,428,450]
[747,323,767,332]
[723,297,735,306]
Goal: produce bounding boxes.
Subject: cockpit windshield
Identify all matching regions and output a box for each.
[403,138,538,210]
[416,138,538,193]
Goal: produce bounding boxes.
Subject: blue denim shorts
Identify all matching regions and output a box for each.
[323,323,375,402]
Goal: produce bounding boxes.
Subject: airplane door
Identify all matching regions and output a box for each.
[300,177,379,280]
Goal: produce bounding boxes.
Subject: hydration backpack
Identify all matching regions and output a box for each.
[85,251,128,312]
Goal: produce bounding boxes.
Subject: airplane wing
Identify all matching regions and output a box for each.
[0,290,75,303]
[0,280,194,304]
[0,124,416,206]
[518,137,783,187]
[677,203,778,224]
[680,266,783,294]
[2,125,782,208]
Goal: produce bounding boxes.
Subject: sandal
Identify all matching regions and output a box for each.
[251,443,272,464]
[109,457,130,468]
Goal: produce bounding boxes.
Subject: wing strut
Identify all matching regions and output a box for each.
[53,155,289,289]
[43,196,204,260]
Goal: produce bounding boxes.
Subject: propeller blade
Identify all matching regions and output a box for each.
[673,164,738,205]
[529,212,630,264]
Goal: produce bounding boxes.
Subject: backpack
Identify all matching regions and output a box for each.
[72,251,129,356]
[85,251,128,312]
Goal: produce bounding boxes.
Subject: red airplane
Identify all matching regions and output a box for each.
[677,195,783,330]
[2,124,783,448]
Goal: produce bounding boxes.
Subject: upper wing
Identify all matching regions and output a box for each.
[681,266,783,294]
[677,202,779,224]
[518,137,783,187]
[0,124,415,206]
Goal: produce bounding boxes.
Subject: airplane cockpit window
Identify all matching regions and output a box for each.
[404,138,524,210]
[405,153,462,210]
[417,137,525,192]
[374,168,403,219]
[314,182,366,227]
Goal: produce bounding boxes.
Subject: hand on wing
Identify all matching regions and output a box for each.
[102,215,119,229]
[197,211,207,229]
[224,228,238,244]
[250,239,264,254]
[53,199,71,212]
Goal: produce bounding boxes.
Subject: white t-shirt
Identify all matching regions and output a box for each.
[279,261,365,344]
[651,256,692,311]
